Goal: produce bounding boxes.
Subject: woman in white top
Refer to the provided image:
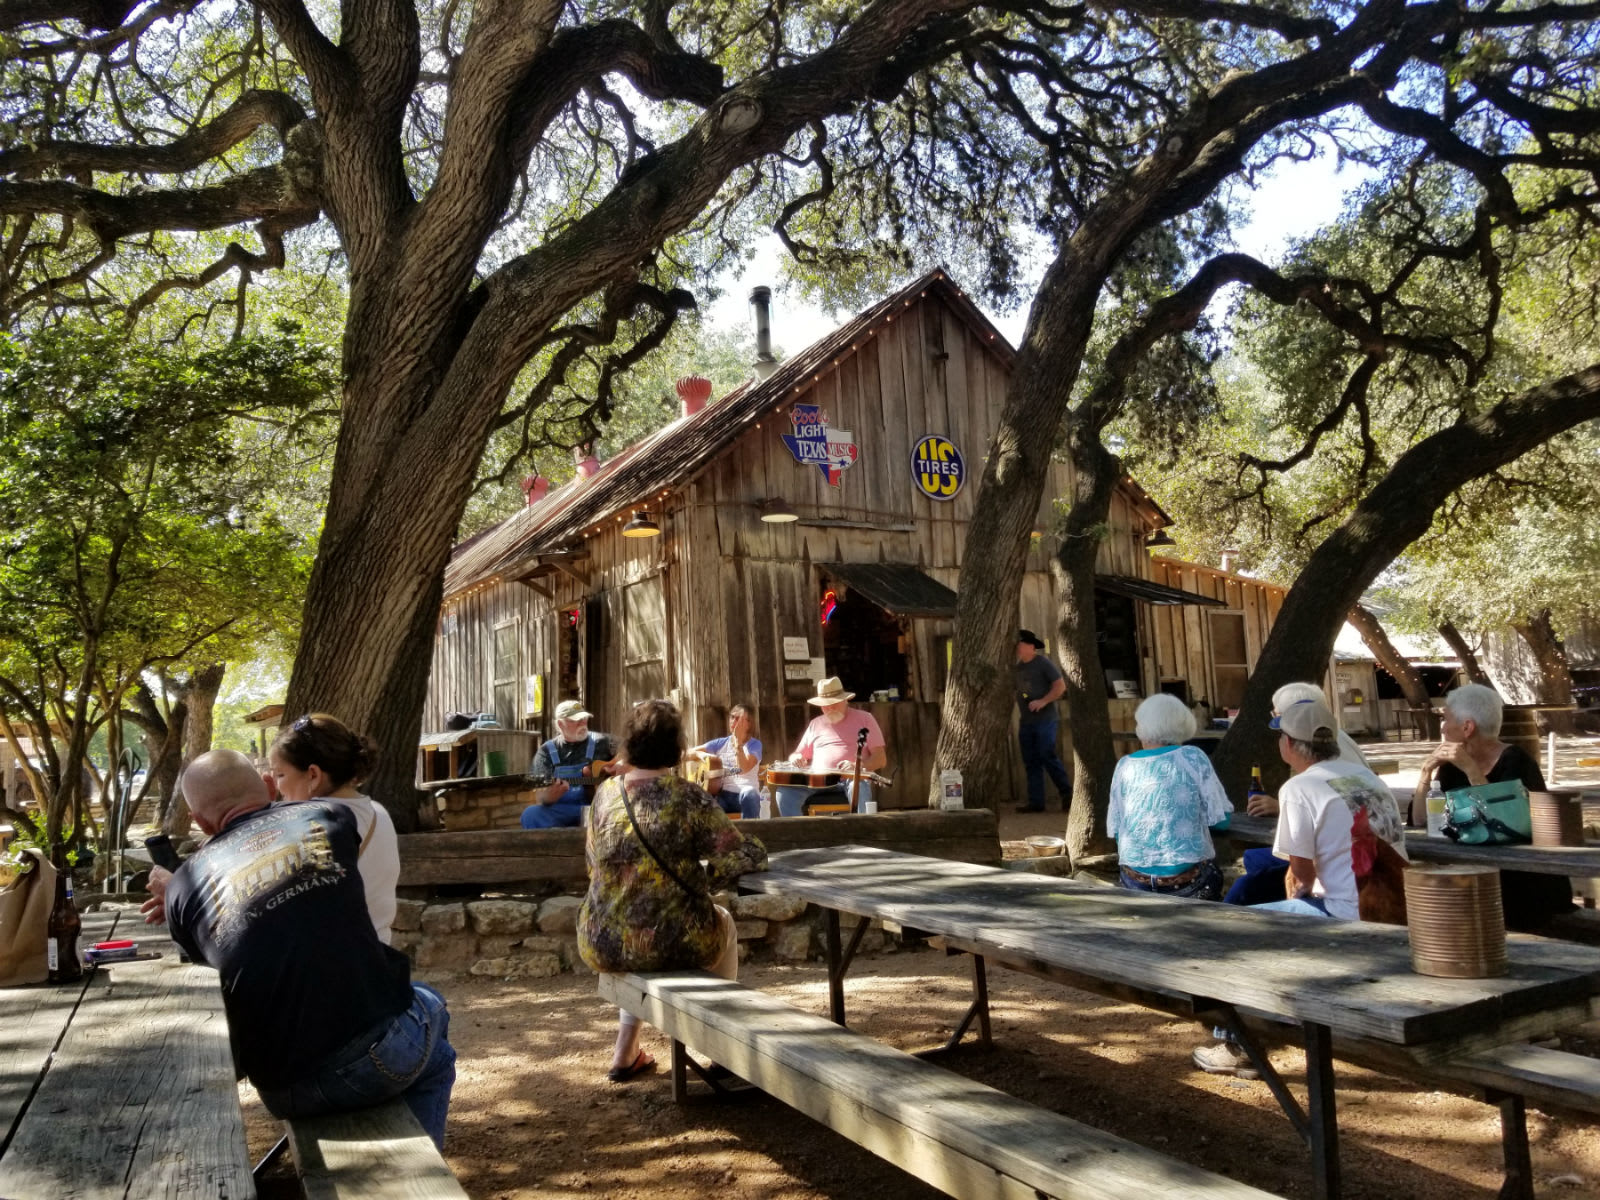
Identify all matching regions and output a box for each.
[270,712,400,944]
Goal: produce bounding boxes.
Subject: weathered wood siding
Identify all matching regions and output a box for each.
[1145,558,1285,710]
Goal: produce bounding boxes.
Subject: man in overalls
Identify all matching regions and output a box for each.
[519,700,621,828]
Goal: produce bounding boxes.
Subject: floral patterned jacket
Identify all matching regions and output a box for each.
[577,772,767,973]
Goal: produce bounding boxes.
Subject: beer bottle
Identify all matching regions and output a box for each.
[1246,765,1265,800]
[47,861,83,984]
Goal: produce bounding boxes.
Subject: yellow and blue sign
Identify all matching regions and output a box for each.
[912,435,965,501]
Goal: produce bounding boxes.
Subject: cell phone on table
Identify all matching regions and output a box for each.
[144,835,181,872]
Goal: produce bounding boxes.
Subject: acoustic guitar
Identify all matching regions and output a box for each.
[681,756,726,792]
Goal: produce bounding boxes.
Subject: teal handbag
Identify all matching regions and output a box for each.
[1442,781,1532,845]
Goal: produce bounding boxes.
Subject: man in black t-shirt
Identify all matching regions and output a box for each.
[164,750,456,1147]
[1015,629,1072,813]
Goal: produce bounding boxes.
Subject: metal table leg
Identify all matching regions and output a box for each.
[918,953,993,1057]
[825,910,870,1027]
[1488,1089,1534,1200]
[1304,1022,1341,1200]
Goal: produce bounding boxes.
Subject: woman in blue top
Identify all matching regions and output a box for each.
[687,705,764,818]
[1108,693,1232,900]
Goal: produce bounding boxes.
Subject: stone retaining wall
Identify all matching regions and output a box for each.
[393,889,905,979]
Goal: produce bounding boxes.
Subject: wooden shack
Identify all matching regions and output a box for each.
[423,270,1272,807]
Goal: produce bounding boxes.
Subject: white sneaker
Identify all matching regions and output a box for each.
[1191,1042,1259,1079]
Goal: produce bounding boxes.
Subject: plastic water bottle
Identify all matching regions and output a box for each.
[758,786,773,820]
[1425,781,1448,838]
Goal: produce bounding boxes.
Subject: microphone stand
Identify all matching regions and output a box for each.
[850,726,868,812]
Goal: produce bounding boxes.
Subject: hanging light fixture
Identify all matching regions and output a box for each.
[622,510,662,538]
[1145,529,1176,550]
[759,497,799,523]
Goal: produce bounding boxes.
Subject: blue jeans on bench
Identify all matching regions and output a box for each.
[256,982,457,1149]
[1224,847,1290,905]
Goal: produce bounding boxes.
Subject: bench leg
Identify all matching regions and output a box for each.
[1488,1089,1534,1200]
[1304,1022,1341,1200]
[671,1039,688,1104]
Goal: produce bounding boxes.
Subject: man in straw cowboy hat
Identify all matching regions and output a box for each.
[786,677,888,815]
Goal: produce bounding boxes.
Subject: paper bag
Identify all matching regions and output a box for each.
[0,848,57,987]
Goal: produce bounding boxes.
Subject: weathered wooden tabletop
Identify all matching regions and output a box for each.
[746,846,1600,1047]
[0,911,253,1199]
[1227,812,1600,877]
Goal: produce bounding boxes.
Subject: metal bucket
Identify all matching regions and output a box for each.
[1529,791,1585,847]
[1025,835,1066,858]
[1404,865,1506,978]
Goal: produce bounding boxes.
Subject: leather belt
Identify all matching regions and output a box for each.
[1121,862,1206,887]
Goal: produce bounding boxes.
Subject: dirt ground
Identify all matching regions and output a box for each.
[245,945,1600,1200]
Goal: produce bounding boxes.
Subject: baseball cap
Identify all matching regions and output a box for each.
[554,699,592,722]
[1270,698,1336,741]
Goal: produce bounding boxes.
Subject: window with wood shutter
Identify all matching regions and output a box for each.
[493,619,519,727]
[622,579,667,706]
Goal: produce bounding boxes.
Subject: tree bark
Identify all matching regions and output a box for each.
[165,662,225,838]
[1437,620,1491,686]
[1048,430,1121,859]
[1348,603,1432,738]
[1212,363,1600,796]
[1512,609,1576,733]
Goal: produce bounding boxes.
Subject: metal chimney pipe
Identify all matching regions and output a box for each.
[749,286,777,379]
[1220,547,1240,573]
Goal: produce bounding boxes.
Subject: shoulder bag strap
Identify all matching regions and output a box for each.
[616,778,702,903]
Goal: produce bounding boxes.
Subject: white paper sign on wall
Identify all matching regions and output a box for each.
[782,636,810,661]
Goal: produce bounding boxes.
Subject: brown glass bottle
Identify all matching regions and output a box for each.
[46,858,83,984]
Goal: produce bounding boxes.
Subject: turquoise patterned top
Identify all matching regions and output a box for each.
[1107,744,1232,872]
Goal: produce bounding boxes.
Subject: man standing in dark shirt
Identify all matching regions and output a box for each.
[520,699,622,828]
[1014,630,1072,813]
[162,750,456,1147]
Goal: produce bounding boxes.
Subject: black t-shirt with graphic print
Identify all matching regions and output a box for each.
[166,801,414,1089]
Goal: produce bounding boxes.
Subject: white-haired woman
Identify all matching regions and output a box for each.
[1417,683,1571,931]
[1107,693,1233,900]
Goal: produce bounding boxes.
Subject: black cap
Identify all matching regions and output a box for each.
[1018,629,1045,649]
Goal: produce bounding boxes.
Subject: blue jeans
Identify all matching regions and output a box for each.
[521,798,587,828]
[1224,847,1289,905]
[1251,896,1331,917]
[1118,860,1223,901]
[257,983,456,1149]
[1018,718,1071,810]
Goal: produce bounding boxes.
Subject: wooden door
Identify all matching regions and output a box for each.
[1208,610,1249,712]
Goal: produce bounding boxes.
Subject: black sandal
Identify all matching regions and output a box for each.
[607,1051,656,1083]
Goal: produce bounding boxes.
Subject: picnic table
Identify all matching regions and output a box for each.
[744,845,1600,1200]
[1227,812,1600,877]
[0,911,253,1199]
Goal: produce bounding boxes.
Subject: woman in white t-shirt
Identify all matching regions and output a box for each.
[269,712,400,944]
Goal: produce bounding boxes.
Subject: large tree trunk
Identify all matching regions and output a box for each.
[1438,620,1491,686]
[1513,609,1577,733]
[1212,364,1600,796]
[165,662,225,839]
[1049,431,1121,859]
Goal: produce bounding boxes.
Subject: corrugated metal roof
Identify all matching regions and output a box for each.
[443,268,1012,598]
[1095,574,1227,607]
[823,562,959,618]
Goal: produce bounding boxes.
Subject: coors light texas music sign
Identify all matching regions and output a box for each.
[782,403,859,486]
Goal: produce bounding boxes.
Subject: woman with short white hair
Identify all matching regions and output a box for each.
[1107,693,1233,900]
[1418,683,1570,931]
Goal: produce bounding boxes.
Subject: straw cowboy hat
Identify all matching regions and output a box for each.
[807,676,855,706]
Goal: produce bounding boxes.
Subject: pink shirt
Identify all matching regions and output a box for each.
[797,710,885,770]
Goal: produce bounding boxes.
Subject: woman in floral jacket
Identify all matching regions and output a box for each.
[578,699,767,1082]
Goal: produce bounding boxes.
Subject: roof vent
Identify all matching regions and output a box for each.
[749,286,778,380]
[521,474,549,506]
[676,375,713,418]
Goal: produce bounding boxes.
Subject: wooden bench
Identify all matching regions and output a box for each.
[284,1100,467,1199]
[598,970,1275,1200]
[399,808,1001,887]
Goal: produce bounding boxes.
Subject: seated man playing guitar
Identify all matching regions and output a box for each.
[687,705,763,818]
[520,700,624,829]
